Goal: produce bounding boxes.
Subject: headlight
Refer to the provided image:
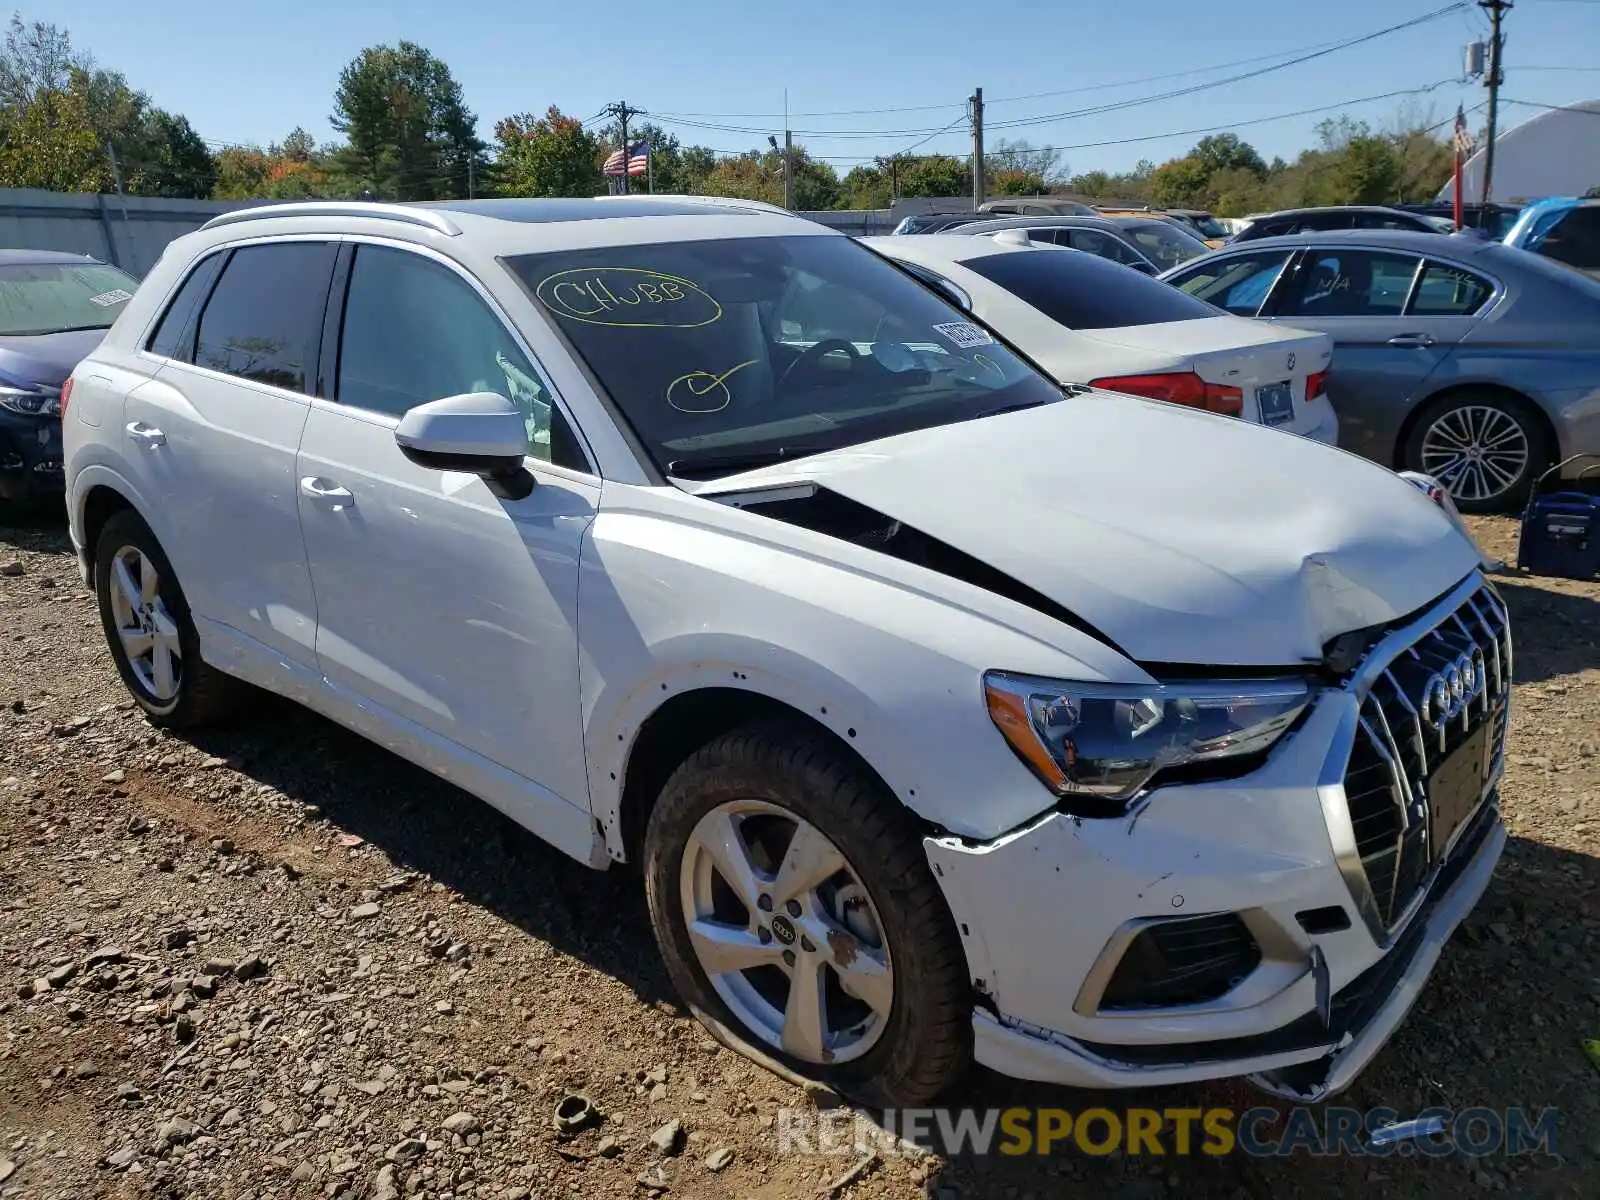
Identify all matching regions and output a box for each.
[0,385,59,416]
[984,671,1312,807]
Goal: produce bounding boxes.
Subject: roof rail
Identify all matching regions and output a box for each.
[200,202,462,237]
[614,193,793,216]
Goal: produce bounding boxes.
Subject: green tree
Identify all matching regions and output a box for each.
[331,42,484,200]
[0,74,106,190]
[898,154,968,198]
[1190,133,1266,178]
[841,163,891,209]
[696,145,839,209]
[1146,155,1212,208]
[991,168,1048,196]
[492,106,601,197]
[127,109,215,197]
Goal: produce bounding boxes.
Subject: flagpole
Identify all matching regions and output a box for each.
[647,142,654,194]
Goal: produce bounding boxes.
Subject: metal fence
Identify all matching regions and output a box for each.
[0,188,896,277]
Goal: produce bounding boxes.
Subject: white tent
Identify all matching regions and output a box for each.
[1437,99,1600,203]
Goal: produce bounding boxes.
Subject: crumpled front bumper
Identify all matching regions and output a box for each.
[924,689,1505,1101]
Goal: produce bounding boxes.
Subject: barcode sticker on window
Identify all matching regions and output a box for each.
[932,321,993,349]
[88,289,135,307]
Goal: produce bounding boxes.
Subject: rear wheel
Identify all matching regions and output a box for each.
[1403,389,1552,513]
[95,510,244,727]
[643,721,972,1107]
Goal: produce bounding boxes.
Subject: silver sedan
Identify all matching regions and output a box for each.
[1161,229,1600,511]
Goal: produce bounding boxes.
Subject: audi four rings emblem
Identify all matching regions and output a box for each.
[1418,651,1485,730]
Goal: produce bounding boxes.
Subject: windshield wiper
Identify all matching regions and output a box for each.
[667,445,827,480]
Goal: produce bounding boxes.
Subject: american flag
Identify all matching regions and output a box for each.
[1453,106,1474,157]
[604,141,649,177]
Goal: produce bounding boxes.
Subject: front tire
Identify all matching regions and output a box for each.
[95,510,243,727]
[643,721,972,1108]
[1403,389,1552,513]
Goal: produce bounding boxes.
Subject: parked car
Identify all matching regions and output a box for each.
[67,197,1507,1109]
[976,197,1097,217]
[1230,206,1452,244]
[890,212,989,235]
[1161,208,1233,247]
[1501,197,1600,279]
[0,250,138,505]
[1394,201,1523,240]
[1161,228,1600,510]
[954,214,1211,272]
[864,234,1337,442]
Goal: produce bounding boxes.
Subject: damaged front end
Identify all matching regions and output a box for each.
[921,573,1510,1100]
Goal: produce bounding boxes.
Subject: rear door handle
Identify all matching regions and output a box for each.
[125,421,166,446]
[299,477,355,508]
[1387,333,1436,348]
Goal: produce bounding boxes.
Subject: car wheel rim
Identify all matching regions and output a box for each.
[108,546,182,702]
[1418,405,1529,504]
[679,799,894,1066]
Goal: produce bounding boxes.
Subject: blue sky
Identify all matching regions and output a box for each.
[47,0,1600,175]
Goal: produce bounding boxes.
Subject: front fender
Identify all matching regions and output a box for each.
[577,500,1144,856]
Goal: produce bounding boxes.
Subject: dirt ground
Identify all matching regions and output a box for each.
[0,505,1595,1200]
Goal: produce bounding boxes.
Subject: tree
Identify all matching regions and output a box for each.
[695,145,839,209]
[128,109,215,198]
[330,42,484,200]
[841,163,891,209]
[492,106,601,198]
[985,138,1066,185]
[1147,155,1213,208]
[991,168,1048,196]
[592,121,717,194]
[1190,133,1266,178]
[897,154,968,198]
[0,74,107,191]
[0,14,86,108]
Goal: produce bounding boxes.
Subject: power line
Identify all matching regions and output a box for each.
[982,3,1468,132]
[637,3,1469,141]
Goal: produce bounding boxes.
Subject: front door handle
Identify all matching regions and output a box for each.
[299,477,355,508]
[125,421,166,447]
[1387,333,1436,348]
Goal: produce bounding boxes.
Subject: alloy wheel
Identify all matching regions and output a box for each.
[678,800,894,1065]
[1418,405,1530,506]
[107,545,182,702]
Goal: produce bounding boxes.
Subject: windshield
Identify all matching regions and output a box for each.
[506,235,1061,479]
[1192,216,1230,239]
[1120,222,1210,270]
[0,261,138,336]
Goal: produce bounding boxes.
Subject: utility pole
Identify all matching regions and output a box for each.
[970,87,985,211]
[783,129,795,210]
[603,101,643,194]
[1479,0,1511,206]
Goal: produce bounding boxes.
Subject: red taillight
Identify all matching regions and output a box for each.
[59,376,73,419]
[1305,369,1328,401]
[1089,371,1243,417]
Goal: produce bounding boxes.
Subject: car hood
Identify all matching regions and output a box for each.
[694,392,1482,666]
[0,328,109,388]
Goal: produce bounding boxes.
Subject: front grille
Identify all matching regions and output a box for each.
[1099,913,1262,1011]
[1340,581,1510,930]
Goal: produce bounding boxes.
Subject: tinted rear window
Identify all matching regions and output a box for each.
[962,248,1221,329]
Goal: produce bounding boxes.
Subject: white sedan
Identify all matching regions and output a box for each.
[864,233,1339,443]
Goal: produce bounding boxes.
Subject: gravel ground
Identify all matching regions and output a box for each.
[0,506,1595,1200]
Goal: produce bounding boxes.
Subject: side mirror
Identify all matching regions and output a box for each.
[394,392,535,500]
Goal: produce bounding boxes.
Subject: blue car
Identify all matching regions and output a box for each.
[1502,197,1600,278]
[0,250,139,505]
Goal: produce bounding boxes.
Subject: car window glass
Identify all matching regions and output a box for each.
[1539,208,1600,270]
[336,245,575,466]
[1410,262,1493,316]
[1065,229,1121,260]
[505,235,1060,480]
[1121,222,1208,270]
[194,242,334,392]
[1169,251,1293,316]
[963,248,1220,329]
[146,253,223,361]
[1278,250,1420,317]
[1025,229,1063,246]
